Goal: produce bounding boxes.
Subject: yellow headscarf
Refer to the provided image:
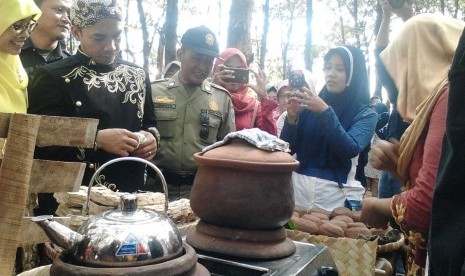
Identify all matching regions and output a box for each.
[380,14,464,184]
[0,0,41,113]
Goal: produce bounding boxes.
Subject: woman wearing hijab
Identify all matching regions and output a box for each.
[280,45,377,211]
[0,0,41,113]
[361,14,464,275]
[276,70,317,137]
[212,48,278,135]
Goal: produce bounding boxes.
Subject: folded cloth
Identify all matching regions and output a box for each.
[202,128,290,153]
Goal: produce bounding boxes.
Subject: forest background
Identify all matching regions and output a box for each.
[67,0,465,98]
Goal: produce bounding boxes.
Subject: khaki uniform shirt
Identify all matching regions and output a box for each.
[151,73,235,172]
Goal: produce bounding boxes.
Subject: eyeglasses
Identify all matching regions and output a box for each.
[199,109,210,140]
[11,20,37,35]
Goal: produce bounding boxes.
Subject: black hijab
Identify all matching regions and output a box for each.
[319,45,370,131]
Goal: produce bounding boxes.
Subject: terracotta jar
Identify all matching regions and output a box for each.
[190,139,299,229]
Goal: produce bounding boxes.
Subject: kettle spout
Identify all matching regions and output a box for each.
[31,215,83,250]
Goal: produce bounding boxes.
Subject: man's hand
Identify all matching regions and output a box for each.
[95,129,157,160]
[95,129,139,156]
[132,130,158,160]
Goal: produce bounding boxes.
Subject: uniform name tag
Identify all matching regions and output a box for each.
[154,103,176,109]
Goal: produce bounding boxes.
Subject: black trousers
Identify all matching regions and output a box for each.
[429,28,465,276]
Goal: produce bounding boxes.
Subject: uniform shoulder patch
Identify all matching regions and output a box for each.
[151,78,168,84]
[211,83,230,94]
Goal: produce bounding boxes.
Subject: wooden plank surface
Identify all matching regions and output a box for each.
[36,116,98,148]
[0,114,41,275]
[29,160,86,193]
[0,112,11,138]
[19,217,71,247]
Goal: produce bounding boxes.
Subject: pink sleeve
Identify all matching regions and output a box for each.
[392,88,449,234]
[255,98,278,136]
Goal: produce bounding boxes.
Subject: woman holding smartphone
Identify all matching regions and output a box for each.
[280,45,377,211]
[212,48,278,135]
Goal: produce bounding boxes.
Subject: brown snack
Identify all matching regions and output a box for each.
[301,214,322,225]
[325,220,348,231]
[349,211,362,222]
[347,222,367,229]
[345,227,372,239]
[309,212,330,221]
[319,223,345,238]
[294,206,308,216]
[370,227,388,236]
[293,211,301,218]
[307,207,331,216]
[330,207,352,219]
[292,217,319,234]
[331,215,353,224]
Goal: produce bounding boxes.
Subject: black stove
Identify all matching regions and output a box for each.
[194,241,338,276]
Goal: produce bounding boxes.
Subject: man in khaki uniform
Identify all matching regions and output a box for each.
[152,26,235,200]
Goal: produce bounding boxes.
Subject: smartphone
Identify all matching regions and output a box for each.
[224,67,249,84]
[288,70,306,91]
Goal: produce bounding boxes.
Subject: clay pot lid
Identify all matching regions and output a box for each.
[201,138,296,164]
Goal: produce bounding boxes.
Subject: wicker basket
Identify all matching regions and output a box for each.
[287,230,378,276]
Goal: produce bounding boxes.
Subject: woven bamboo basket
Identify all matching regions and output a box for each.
[287,230,378,276]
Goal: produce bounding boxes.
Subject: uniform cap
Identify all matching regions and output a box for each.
[181,26,219,58]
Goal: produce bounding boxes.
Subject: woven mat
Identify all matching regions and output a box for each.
[287,230,377,276]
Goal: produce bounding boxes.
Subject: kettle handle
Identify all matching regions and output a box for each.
[84,157,169,216]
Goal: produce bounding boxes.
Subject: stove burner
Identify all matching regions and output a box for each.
[194,241,339,276]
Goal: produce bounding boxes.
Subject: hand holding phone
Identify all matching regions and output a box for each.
[288,70,306,91]
[223,66,249,84]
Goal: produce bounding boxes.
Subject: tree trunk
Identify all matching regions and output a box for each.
[163,0,178,65]
[373,2,383,99]
[454,0,459,18]
[259,0,270,70]
[304,0,313,71]
[337,0,346,45]
[440,0,445,14]
[282,4,295,78]
[227,0,254,64]
[156,28,165,79]
[136,0,150,71]
[353,0,361,47]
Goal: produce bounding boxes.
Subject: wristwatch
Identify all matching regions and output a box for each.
[147,127,161,148]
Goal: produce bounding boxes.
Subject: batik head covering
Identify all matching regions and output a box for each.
[380,14,464,122]
[380,14,465,183]
[71,0,122,29]
[0,0,41,113]
[319,45,370,131]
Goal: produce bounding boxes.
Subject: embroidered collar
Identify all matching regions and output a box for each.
[75,47,117,71]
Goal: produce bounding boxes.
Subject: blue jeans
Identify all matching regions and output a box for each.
[378,171,402,199]
[379,171,405,274]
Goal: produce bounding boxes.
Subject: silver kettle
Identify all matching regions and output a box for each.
[32,157,183,268]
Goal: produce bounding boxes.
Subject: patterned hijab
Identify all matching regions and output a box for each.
[380,14,465,123]
[212,48,254,115]
[319,45,370,131]
[0,0,41,113]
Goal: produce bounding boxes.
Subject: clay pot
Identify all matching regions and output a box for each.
[50,243,209,276]
[190,139,299,229]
